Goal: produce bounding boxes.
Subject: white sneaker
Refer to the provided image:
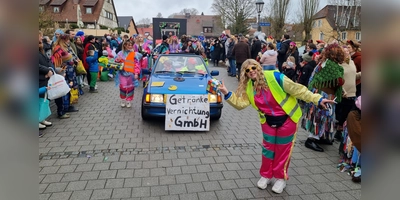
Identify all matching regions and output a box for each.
[39,123,46,130]
[121,100,126,107]
[272,179,286,194]
[95,84,98,90]
[83,82,88,86]
[257,177,271,189]
[126,101,131,108]
[40,120,52,126]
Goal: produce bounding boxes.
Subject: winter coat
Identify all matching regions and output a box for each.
[277,40,291,62]
[260,50,278,66]
[232,41,251,64]
[86,51,99,73]
[298,60,317,87]
[251,40,262,59]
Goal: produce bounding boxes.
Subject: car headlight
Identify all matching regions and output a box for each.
[208,94,222,103]
[145,94,164,103]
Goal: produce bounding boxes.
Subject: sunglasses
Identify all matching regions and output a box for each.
[245,66,257,73]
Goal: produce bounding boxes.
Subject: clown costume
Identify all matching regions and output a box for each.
[219,59,334,194]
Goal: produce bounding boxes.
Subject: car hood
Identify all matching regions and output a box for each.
[148,74,211,94]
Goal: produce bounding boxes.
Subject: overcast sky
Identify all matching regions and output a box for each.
[114,0,328,23]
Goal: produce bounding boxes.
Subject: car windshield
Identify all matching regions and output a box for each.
[154,56,207,74]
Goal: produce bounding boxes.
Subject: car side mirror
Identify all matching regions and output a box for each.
[210,70,219,76]
[142,69,151,75]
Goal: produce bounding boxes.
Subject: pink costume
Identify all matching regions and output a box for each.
[255,89,297,180]
[115,50,140,102]
[134,42,151,81]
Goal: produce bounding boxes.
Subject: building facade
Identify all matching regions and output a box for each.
[172,13,224,38]
[311,5,361,44]
[39,0,119,29]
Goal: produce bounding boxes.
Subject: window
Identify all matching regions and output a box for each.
[105,11,113,20]
[53,7,60,13]
[319,32,324,40]
[86,7,92,14]
[312,21,316,28]
[39,6,44,12]
[318,20,322,27]
[203,27,213,33]
[355,32,361,41]
[341,32,347,40]
[353,18,360,27]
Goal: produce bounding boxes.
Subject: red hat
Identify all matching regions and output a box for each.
[316,40,325,44]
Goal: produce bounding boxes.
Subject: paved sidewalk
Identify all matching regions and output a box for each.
[39,65,361,200]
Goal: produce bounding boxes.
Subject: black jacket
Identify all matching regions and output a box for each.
[251,40,262,59]
[298,60,317,87]
[227,41,235,59]
[39,51,52,98]
[277,40,291,62]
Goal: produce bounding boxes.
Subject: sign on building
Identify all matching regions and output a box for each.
[165,94,210,131]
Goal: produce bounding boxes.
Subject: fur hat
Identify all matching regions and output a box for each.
[302,51,314,62]
[102,50,108,56]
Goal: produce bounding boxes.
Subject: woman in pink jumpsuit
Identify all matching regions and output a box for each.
[134,35,151,83]
[219,59,334,194]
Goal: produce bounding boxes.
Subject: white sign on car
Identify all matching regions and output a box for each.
[165,94,210,131]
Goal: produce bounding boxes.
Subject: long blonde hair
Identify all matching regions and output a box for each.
[236,59,269,98]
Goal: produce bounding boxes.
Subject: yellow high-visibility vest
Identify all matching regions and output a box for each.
[246,70,302,124]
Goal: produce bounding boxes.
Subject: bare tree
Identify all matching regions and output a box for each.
[156,12,163,18]
[211,0,256,34]
[168,8,200,18]
[39,6,55,36]
[267,0,291,38]
[137,18,151,26]
[300,0,319,44]
[327,0,361,43]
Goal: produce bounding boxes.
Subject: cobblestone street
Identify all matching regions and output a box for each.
[39,65,361,200]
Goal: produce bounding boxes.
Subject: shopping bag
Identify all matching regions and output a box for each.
[70,88,79,104]
[47,69,71,100]
[225,60,230,67]
[39,93,51,122]
[76,60,87,75]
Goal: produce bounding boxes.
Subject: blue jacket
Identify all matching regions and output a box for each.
[86,51,99,72]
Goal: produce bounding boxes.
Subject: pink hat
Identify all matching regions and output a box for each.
[290,42,296,46]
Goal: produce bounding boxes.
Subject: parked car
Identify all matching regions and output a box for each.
[141,54,223,120]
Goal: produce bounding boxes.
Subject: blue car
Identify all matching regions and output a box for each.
[141,54,223,120]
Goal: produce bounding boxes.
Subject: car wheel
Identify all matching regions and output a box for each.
[211,109,222,120]
[141,103,150,121]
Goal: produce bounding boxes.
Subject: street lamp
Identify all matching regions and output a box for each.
[256,0,264,32]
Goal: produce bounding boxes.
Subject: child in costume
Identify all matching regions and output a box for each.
[134,34,151,84]
[86,50,99,93]
[218,59,335,194]
[114,40,141,108]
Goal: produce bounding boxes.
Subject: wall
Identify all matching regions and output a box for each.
[98,0,118,28]
[311,18,361,44]
[128,20,137,35]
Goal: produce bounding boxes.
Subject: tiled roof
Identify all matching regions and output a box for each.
[50,0,67,6]
[82,0,99,7]
[44,0,105,23]
[39,0,51,5]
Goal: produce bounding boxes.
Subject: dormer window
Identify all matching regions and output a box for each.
[53,7,60,13]
[86,7,92,14]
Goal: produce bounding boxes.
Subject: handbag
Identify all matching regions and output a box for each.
[76,60,87,75]
[47,69,71,100]
[225,60,230,67]
[39,93,51,122]
[70,88,79,104]
[265,115,288,128]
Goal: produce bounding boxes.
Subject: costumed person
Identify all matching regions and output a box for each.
[346,40,361,97]
[218,59,335,194]
[52,29,64,46]
[302,43,345,152]
[134,34,151,85]
[86,50,99,93]
[169,35,180,53]
[114,40,141,108]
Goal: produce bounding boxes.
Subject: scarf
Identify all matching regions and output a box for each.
[308,59,344,102]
